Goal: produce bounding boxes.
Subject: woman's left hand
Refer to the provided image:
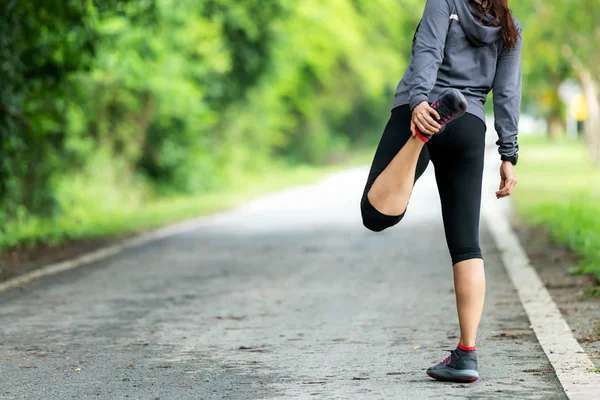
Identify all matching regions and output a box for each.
[496,161,517,199]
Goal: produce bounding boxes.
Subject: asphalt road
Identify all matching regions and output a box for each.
[0,167,567,399]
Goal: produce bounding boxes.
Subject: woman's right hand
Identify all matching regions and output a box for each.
[410,101,441,137]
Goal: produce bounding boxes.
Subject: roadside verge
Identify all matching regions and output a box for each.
[483,148,600,400]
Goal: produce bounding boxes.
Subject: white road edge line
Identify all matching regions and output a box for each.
[0,176,321,293]
[0,213,227,293]
[485,201,600,399]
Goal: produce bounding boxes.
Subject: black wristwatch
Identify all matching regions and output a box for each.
[501,153,518,166]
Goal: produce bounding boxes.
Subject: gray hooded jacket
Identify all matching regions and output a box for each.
[393,0,522,157]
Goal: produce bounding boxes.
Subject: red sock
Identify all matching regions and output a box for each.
[458,343,476,352]
[414,129,432,143]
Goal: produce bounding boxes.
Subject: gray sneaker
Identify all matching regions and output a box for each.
[415,88,468,143]
[426,349,479,383]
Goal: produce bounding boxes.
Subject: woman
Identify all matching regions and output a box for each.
[360,0,521,383]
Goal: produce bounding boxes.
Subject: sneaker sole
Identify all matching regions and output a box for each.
[449,88,468,109]
[415,88,469,142]
[426,369,479,383]
[431,88,468,135]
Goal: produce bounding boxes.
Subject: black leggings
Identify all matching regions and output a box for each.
[361,105,486,265]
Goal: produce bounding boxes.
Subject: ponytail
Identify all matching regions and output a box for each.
[472,0,520,50]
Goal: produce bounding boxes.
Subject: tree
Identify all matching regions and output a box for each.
[514,0,600,163]
[0,0,100,220]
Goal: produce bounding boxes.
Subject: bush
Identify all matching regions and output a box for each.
[0,0,422,249]
[514,136,600,282]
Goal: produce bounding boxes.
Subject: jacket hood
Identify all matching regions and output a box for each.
[453,0,502,46]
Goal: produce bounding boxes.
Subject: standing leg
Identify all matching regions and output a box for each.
[430,115,487,347]
[453,260,485,347]
[425,115,486,383]
[361,106,430,232]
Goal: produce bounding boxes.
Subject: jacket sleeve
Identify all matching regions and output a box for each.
[408,0,451,110]
[492,30,523,157]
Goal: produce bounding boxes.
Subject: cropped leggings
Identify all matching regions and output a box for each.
[360,105,486,265]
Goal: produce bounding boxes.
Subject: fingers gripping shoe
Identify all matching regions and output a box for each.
[426,349,479,383]
[415,88,468,143]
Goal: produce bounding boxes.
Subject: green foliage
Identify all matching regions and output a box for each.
[3,0,599,258]
[0,0,155,217]
[512,0,600,120]
[513,136,600,282]
[1,0,96,218]
[1,0,422,249]
[540,200,600,279]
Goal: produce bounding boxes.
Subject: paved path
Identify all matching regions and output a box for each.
[0,166,567,399]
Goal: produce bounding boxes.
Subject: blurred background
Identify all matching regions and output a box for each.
[0,1,598,284]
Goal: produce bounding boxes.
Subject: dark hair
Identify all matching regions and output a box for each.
[472,0,520,49]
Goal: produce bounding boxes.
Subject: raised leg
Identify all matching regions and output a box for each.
[361,106,430,232]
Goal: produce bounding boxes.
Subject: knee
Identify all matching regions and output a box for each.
[450,247,483,265]
[360,195,404,232]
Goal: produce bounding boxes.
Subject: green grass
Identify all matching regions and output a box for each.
[2,149,372,251]
[513,135,600,281]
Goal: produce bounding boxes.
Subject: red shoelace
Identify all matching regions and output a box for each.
[440,353,453,365]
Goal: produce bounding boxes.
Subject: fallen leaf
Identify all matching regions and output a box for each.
[21,365,37,369]
[123,378,130,382]
[521,368,555,375]
[493,332,531,339]
[412,345,421,350]
[74,368,81,372]
[215,316,246,321]
[224,388,233,391]
[528,325,534,329]
[238,346,268,353]
[127,364,134,368]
